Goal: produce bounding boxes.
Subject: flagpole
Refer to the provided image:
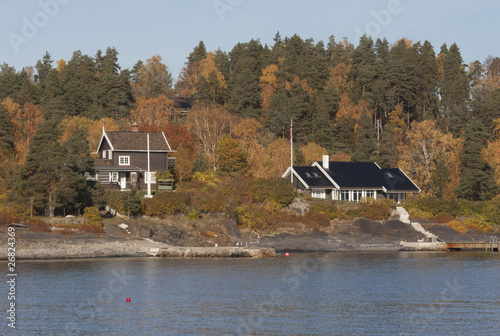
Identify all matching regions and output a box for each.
[146,132,152,198]
[290,119,293,184]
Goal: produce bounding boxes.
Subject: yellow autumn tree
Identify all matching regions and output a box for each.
[326,62,352,94]
[387,104,407,146]
[259,64,279,111]
[197,52,227,90]
[130,95,173,128]
[300,142,327,165]
[253,138,290,178]
[187,103,238,171]
[1,98,44,164]
[483,118,500,185]
[399,120,461,196]
[233,118,264,176]
[60,116,119,153]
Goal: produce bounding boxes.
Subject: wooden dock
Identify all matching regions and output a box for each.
[445,242,498,252]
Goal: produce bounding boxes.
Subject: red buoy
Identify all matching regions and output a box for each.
[126,298,131,302]
[285,252,290,257]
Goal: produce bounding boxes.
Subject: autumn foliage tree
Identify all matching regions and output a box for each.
[187,103,238,170]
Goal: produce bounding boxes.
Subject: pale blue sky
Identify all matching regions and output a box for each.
[1,0,499,80]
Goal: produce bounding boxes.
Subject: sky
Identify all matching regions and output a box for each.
[2,0,500,81]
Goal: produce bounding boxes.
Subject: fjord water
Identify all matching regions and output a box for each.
[4,252,500,336]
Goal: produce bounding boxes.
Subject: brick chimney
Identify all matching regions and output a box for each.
[131,122,139,132]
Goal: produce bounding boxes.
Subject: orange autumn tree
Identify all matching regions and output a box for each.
[130,95,173,128]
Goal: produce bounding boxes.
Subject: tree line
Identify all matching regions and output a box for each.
[1,33,500,216]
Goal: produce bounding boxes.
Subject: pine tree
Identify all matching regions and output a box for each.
[455,119,499,200]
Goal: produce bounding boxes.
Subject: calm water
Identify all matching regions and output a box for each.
[2,252,500,336]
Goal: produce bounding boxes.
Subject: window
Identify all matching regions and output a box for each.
[111,172,118,182]
[119,156,130,166]
[108,150,112,160]
[341,190,350,201]
[102,150,107,159]
[145,172,156,184]
[311,189,325,199]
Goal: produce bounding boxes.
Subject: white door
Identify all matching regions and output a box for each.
[119,172,127,190]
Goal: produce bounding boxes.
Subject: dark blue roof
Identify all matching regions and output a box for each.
[293,161,419,192]
[293,166,332,187]
[323,162,383,188]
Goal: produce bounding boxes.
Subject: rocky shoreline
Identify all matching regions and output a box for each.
[0,216,496,260]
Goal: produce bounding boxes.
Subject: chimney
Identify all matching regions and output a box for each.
[322,155,329,170]
[131,122,139,132]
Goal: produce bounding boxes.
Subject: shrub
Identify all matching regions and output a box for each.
[250,178,294,207]
[83,206,103,227]
[143,192,190,216]
[432,212,455,224]
[463,217,494,234]
[447,219,468,234]
[79,224,106,234]
[310,201,341,219]
[192,190,225,213]
[360,203,391,221]
[187,208,202,220]
[25,218,51,232]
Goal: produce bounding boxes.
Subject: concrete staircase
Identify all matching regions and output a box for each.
[396,206,441,244]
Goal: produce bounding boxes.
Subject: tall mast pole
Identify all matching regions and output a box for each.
[290,119,293,184]
[146,132,152,198]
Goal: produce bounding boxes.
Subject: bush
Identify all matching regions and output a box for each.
[25,218,51,232]
[192,190,225,213]
[250,178,294,207]
[432,212,455,224]
[310,201,341,219]
[187,208,202,220]
[463,217,494,233]
[83,206,103,227]
[143,192,190,216]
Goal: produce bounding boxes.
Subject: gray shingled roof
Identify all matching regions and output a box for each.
[106,132,171,151]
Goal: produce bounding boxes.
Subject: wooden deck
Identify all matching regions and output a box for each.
[445,242,498,251]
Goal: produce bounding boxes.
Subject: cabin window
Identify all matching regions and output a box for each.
[111,172,118,182]
[108,150,112,160]
[119,156,130,166]
[102,150,107,159]
[145,172,156,184]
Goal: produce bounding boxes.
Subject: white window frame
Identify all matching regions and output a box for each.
[108,150,112,160]
[118,156,130,166]
[145,172,157,184]
[311,189,326,199]
[102,150,107,159]
[111,172,119,182]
